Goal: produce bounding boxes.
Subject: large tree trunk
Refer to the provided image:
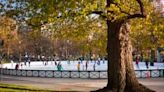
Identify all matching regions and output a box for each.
[92,20,155,92]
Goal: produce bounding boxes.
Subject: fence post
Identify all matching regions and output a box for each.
[99,71,100,78]
[159,69,161,77]
[140,70,142,78]
[149,70,151,78]
[163,69,164,77]
[61,71,62,78]
[0,68,2,81]
[69,71,71,78]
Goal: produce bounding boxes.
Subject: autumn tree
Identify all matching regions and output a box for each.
[94,0,154,91]
[0,16,19,60]
[1,0,156,92]
[130,4,164,62]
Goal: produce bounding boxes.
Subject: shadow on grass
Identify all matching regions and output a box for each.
[0,83,70,92]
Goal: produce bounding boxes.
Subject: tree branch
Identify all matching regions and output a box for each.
[91,11,103,15]
[112,2,131,15]
[89,11,107,19]
[127,0,146,20]
[106,0,113,7]
[127,14,146,19]
[136,0,144,15]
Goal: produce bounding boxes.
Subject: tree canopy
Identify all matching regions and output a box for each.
[0,0,163,60]
[1,0,163,91]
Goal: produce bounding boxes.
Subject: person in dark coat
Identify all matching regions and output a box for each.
[145,60,149,69]
[135,56,139,68]
[93,64,96,71]
[15,63,19,70]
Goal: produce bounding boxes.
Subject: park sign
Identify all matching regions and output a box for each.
[0,39,4,47]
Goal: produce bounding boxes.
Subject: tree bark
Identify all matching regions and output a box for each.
[91,0,155,91]
[106,20,126,92]
[92,20,155,92]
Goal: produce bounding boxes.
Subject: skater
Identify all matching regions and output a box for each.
[57,62,63,71]
[97,60,100,65]
[135,56,139,68]
[41,55,45,65]
[54,61,57,66]
[98,58,101,65]
[20,63,23,69]
[93,63,96,71]
[145,60,149,69]
[103,58,105,64]
[28,58,31,67]
[24,53,28,66]
[15,63,19,70]
[77,62,80,71]
[10,60,14,68]
[85,61,88,70]
[150,59,154,66]
[38,55,41,61]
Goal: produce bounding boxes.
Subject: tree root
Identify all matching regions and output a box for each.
[91,83,156,92]
[137,83,155,92]
[91,87,110,92]
[125,83,155,92]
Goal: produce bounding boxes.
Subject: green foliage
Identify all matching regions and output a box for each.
[1,0,160,59]
[130,7,164,52]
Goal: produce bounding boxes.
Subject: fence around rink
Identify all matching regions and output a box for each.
[0,68,164,78]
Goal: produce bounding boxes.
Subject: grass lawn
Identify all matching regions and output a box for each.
[0,83,57,92]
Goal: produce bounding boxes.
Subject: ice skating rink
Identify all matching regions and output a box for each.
[2,60,164,71]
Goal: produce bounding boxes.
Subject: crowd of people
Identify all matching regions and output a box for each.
[7,53,163,71]
[10,52,105,71]
[135,55,157,69]
[12,55,105,71]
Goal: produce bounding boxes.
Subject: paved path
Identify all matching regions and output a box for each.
[0,75,164,92]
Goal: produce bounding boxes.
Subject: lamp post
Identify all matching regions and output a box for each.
[66,40,69,59]
[0,39,4,81]
[88,34,93,60]
[19,41,22,63]
[0,55,2,81]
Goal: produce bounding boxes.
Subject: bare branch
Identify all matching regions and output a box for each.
[136,0,144,15]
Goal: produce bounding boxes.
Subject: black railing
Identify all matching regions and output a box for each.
[0,68,164,78]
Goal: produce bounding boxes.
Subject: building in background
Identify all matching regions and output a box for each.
[152,0,164,16]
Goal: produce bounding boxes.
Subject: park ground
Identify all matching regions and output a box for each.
[0,75,164,92]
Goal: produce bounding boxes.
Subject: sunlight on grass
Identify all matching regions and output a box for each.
[0,83,56,92]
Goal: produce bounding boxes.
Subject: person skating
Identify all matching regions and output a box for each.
[77,62,80,71]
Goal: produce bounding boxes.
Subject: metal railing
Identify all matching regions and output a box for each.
[0,68,164,78]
